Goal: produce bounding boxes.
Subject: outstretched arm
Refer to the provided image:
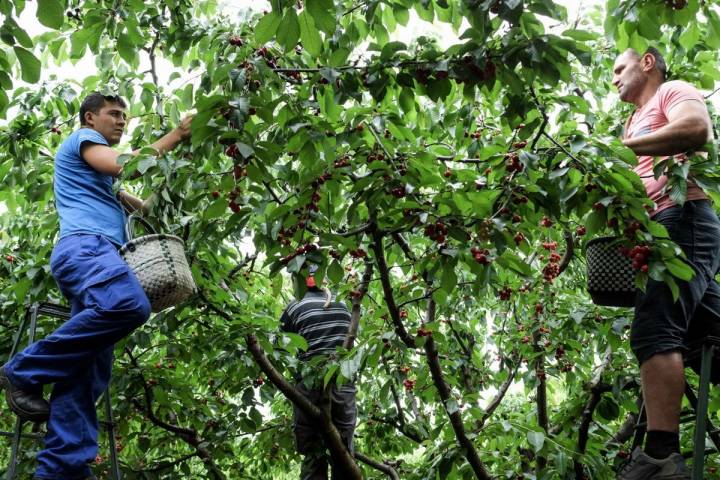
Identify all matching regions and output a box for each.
[81,115,193,177]
[623,100,711,156]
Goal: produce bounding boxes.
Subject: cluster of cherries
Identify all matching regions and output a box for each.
[424,221,448,244]
[333,155,351,168]
[349,248,368,259]
[498,286,513,301]
[228,35,244,46]
[470,246,491,265]
[391,186,407,198]
[543,252,562,283]
[620,244,651,273]
[279,243,318,265]
[417,326,432,337]
[505,152,523,173]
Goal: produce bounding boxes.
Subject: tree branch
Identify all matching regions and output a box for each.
[558,230,575,275]
[245,333,362,479]
[422,297,492,480]
[573,347,613,479]
[371,229,416,348]
[344,259,374,349]
[354,451,401,480]
[477,357,520,429]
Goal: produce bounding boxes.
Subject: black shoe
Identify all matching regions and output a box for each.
[617,447,690,479]
[0,365,49,423]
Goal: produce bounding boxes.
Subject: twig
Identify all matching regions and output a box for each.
[354,451,401,480]
[477,357,520,429]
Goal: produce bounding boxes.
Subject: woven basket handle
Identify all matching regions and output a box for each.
[125,213,157,241]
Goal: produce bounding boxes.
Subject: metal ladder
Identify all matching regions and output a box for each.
[632,336,720,480]
[1,302,121,480]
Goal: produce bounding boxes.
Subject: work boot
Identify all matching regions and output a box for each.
[617,447,690,479]
[0,365,49,423]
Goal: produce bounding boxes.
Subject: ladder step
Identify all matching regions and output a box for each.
[0,430,43,440]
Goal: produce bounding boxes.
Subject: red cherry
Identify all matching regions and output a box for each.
[5,255,13,262]
[211,191,220,198]
[576,226,586,236]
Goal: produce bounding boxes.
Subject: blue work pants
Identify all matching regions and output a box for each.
[5,234,150,479]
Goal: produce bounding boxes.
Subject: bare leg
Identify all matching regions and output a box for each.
[641,352,685,432]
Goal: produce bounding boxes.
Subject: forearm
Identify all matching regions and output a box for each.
[133,129,184,157]
[118,191,152,214]
[623,117,709,156]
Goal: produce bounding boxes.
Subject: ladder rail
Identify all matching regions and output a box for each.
[3,302,121,480]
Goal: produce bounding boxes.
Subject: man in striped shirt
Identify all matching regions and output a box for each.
[280,265,357,480]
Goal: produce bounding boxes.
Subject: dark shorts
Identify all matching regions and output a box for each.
[293,383,357,455]
[632,200,720,376]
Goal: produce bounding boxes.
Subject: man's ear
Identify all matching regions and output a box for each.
[84,111,95,127]
[641,52,656,73]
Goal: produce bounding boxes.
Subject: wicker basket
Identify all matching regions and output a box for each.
[119,214,196,312]
[585,236,637,308]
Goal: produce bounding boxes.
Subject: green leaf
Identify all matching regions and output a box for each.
[306,0,335,34]
[441,262,457,293]
[647,221,669,238]
[298,11,322,56]
[116,33,136,64]
[665,258,694,281]
[679,22,699,51]
[5,19,33,48]
[527,430,545,452]
[204,198,228,219]
[277,9,301,52]
[327,260,343,283]
[137,156,157,174]
[380,41,406,61]
[37,0,65,29]
[665,275,680,302]
[255,11,282,44]
[13,46,41,83]
[596,396,620,420]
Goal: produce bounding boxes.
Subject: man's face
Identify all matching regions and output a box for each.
[612,51,646,104]
[85,102,127,145]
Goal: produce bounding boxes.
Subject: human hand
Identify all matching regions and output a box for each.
[176,115,194,141]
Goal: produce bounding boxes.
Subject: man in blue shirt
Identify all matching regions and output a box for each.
[0,92,191,480]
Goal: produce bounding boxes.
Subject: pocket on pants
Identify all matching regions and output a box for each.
[84,266,135,311]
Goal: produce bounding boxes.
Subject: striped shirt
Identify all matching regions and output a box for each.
[280,289,351,360]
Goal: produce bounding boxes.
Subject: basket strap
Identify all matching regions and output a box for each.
[125,213,157,241]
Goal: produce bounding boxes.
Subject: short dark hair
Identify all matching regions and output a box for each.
[79,92,127,126]
[626,47,667,81]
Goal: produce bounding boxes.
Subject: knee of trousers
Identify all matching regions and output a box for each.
[91,278,151,326]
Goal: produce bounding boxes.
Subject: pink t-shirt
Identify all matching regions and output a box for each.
[624,80,709,215]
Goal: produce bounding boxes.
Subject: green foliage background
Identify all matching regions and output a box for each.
[2,0,720,478]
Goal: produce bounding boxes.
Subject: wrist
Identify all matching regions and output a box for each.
[170,128,184,144]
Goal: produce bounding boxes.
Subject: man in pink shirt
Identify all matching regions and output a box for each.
[613,48,720,480]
